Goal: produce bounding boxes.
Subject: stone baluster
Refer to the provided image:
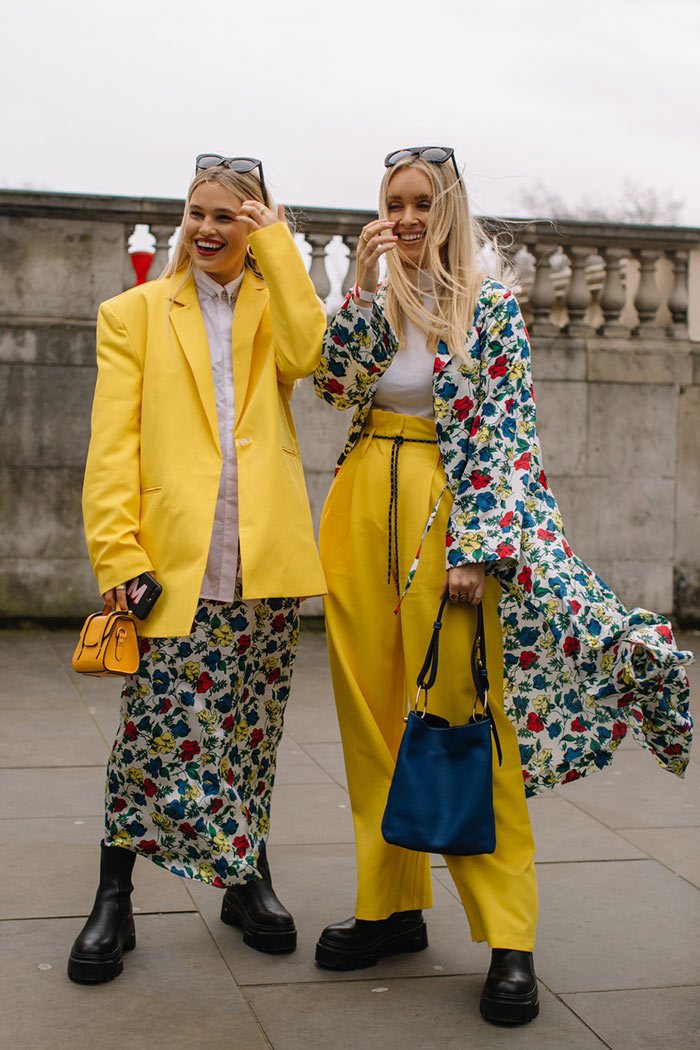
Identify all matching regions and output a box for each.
[598,247,629,336]
[564,245,594,335]
[666,249,689,338]
[150,223,177,279]
[306,233,332,301]
[633,249,662,334]
[122,224,137,291]
[527,243,558,334]
[342,234,360,298]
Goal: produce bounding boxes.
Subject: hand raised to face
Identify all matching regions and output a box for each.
[236,200,285,232]
[355,219,397,297]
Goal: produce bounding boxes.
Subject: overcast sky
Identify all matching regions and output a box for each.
[2,0,699,224]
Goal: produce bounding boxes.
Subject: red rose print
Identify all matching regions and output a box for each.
[213,877,226,889]
[445,534,454,547]
[233,835,250,857]
[250,729,264,748]
[539,470,548,489]
[326,378,344,395]
[158,698,172,714]
[496,542,515,558]
[571,717,587,732]
[500,511,514,528]
[563,636,581,656]
[561,541,572,557]
[256,781,266,795]
[519,651,538,669]
[664,743,682,755]
[505,398,515,413]
[617,692,633,709]
[138,839,160,854]
[196,672,214,693]
[611,722,627,741]
[469,415,481,437]
[471,470,492,490]
[209,799,223,814]
[537,529,554,541]
[655,624,672,642]
[179,740,200,761]
[226,767,235,786]
[569,599,581,613]
[332,334,345,346]
[180,823,197,839]
[238,634,252,653]
[112,798,127,812]
[143,778,158,797]
[488,354,508,379]
[222,715,235,733]
[453,396,474,420]
[514,453,531,470]
[562,769,581,784]
[139,638,152,655]
[124,721,138,741]
[517,566,532,592]
[526,712,544,732]
[271,614,286,632]
[267,667,281,684]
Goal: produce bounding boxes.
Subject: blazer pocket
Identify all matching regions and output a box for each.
[281,446,299,458]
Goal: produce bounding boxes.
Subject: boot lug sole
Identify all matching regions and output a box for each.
[480,991,539,1025]
[315,924,428,971]
[67,922,135,984]
[220,898,297,953]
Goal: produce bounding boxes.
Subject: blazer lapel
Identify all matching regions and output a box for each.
[231,271,268,415]
[169,275,220,451]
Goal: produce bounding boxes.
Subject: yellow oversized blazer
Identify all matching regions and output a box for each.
[82,222,327,637]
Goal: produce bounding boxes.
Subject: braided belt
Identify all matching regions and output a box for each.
[374,434,439,593]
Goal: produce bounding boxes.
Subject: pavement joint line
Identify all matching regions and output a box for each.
[0,764,106,770]
[557,995,614,1049]
[0,910,200,922]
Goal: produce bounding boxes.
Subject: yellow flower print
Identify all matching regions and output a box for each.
[135,683,150,701]
[152,812,172,830]
[211,830,230,857]
[593,606,613,626]
[221,757,230,777]
[127,768,144,785]
[494,479,513,499]
[149,731,176,755]
[534,565,547,578]
[490,316,506,338]
[357,330,371,349]
[543,598,560,619]
[601,651,615,673]
[152,649,167,664]
[200,752,215,765]
[433,397,449,419]
[316,358,327,377]
[211,625,234,648]
[621,665,636,687]
[183,784,200,802]
[524,498,537,513]
[263,657,278,676]
[198,863,216,884]
[245,769,257,786]
[258,814,269,835]
[112,831,133,849]
[510,360,526,381]
[532,695,551,716]
[667,758,685,775]
[265,700,281,721]
[532,748,552,767]
[197,710,218,733]
[476,425,492,444]
[255,604,267,627]
[459,532,483,555]
[235,722,248,742]
[183,661,201,683]
[551,510,564,530]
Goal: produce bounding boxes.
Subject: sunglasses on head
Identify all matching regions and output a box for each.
[195,154,267,205]
[384,146,460,180]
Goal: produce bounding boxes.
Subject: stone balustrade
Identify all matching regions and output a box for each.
[1,189,699,623]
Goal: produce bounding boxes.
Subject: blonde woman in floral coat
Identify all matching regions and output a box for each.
[68,157,326,984]
[313,147,692,1025]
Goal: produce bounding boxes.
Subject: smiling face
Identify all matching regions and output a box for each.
[183,181,248,285]
[385,166,433,267]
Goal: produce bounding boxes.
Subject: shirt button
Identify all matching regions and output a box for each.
[237,437,250,446]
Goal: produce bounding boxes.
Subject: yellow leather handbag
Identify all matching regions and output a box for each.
[72,607,140,677]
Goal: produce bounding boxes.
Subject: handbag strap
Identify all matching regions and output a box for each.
[414,595,502,766]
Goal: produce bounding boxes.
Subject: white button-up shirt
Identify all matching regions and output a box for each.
[194,267,245,602]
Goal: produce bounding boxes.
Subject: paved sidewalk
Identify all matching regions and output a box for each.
[1,624,699,1050]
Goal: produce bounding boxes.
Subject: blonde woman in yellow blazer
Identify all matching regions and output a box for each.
[69,157,326,985]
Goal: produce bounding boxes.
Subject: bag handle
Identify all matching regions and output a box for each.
[413,595,502,765]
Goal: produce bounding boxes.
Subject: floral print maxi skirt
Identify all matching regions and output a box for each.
[104,593,300,887]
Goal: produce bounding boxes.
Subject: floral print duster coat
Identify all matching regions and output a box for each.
[314,280,693,796]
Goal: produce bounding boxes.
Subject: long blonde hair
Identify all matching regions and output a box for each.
[161,165,270,294]
[379,155,485,359]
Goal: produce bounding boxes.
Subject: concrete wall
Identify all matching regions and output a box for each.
[1,192,699,623]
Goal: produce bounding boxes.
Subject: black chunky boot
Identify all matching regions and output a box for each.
[67,842,136,984]
[479,949,539,1025]
[220,846,296,953]
[315,910,428,970]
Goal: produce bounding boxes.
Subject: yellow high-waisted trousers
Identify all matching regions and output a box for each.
[319,410,538,950]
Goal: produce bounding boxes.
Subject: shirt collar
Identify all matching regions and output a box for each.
[194,267,245,306]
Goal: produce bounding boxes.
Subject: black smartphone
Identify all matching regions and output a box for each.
[125,572,162,619]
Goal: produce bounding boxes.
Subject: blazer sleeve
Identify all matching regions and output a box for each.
[313,291,398,410]
[247,223,327,383]
[445,289,538,569]
[82,301,154,594]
